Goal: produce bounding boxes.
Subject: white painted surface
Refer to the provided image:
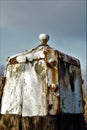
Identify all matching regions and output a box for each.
[39,33,49,43]
[1,64,24,114]
[1,60,47,116]
[22,61,47,116]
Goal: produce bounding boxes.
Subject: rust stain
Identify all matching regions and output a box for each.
[9,57,18,64]
[47,61,57,69]
[52,69,57,84]
[50,85,55,92]
[59,52,80,67]
[0,77,6,98]
[57,95,60,115]
[47,83,60,115]
[54,50,58,59]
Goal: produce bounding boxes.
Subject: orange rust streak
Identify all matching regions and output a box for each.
[54,50,58,59]
[52,69,58,84]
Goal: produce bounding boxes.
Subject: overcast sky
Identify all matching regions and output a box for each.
[0,0,86,87]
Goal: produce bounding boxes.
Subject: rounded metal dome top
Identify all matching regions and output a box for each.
[39,33,50,45]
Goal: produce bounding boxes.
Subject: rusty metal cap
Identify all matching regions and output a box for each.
[39,33,50,45]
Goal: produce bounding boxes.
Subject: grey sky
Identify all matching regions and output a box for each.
[1,1,86,38]
[0,0,86,87]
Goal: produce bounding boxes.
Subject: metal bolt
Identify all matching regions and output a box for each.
[39,33,50,45]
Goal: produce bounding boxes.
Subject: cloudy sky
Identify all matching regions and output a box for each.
[0,0,86,88]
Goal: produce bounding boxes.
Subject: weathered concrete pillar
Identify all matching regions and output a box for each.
[0,34,85,130]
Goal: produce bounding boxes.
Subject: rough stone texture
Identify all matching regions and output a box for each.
[0,114,21,130]
[0,115,58,130]
[0,115,21,130]
[0,114,86,130]
[22,116,58,130]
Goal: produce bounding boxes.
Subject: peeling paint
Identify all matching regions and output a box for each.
[1,44,84,117]
[59,59,83,113]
